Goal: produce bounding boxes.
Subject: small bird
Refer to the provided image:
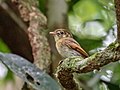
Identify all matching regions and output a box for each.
[49,29,88,58]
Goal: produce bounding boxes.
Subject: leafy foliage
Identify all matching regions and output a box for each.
[68,0,116,52]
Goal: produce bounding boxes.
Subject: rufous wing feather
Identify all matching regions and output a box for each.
[64,38,89,58]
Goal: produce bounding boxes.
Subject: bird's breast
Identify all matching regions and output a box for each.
[56,39,81,58]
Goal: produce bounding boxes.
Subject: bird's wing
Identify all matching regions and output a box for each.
[64,38,89,58]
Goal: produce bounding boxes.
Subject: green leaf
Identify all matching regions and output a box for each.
[73,0,104,22]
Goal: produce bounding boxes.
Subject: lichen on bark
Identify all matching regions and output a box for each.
[56,42,120,90]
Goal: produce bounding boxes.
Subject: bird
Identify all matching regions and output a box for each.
[49,29,89,58]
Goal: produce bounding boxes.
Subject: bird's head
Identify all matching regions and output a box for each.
[49,29,72,41]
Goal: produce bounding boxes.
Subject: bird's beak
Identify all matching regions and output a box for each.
[49,32,56,35]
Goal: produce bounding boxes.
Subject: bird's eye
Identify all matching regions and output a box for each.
[60,32,64,34]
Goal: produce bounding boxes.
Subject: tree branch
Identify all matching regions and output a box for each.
[56,42,120,90]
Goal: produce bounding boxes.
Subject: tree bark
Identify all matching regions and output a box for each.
[11,0,51,72]
[9,0,51,89]
[115,0,120,43]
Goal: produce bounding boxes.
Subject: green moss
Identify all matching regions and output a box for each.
[107,42,119,50]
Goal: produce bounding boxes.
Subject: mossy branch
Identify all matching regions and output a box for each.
[56,42,120,90]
